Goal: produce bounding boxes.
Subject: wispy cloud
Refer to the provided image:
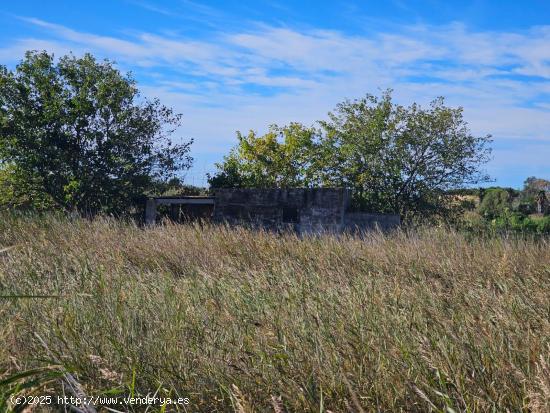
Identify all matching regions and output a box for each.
[2,16,549,185]
[124,0,177,17]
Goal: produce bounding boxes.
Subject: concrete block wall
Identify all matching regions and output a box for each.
[212,188,400,234]
[212,188,351,234]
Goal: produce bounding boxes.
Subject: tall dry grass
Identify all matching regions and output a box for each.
[0,213,549,412]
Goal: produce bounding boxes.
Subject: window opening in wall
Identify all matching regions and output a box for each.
[282,207,299,223]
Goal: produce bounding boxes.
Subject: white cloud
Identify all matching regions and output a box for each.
[2,17,549,185]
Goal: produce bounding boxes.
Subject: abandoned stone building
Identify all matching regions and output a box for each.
[145,188,400,233]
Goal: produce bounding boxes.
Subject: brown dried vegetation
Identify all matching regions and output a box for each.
[0,213,549,412]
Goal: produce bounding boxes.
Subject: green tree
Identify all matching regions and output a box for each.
[517,177,550,214]
[478,188,512,220]
[318,91,491,219]
[522,177,550,195]
[208,123,319,188]
[151,176,206,196]
[210,91,492,221]
[0,51,193,214]
[0,163,56,210]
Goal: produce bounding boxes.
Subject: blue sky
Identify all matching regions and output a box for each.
[1,1,549,188]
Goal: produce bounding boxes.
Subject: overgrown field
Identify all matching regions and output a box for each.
[1,214,549,412]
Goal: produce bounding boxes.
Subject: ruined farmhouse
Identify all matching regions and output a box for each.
[146,188,400,234]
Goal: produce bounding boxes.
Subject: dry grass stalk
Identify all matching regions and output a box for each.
[270,395,284,413]
[231,384,250,413]
[0,213,548,412]
[528,349,550,413]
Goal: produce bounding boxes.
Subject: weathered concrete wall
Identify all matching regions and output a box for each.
[212,188,351,234]
[145,197,215,225]
[343,212,401,233]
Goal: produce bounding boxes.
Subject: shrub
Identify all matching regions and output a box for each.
[478,188,511,219]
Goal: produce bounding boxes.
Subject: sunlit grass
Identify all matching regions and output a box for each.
[1,213,549,412]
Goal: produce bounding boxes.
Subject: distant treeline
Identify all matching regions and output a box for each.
[450,177,550,234]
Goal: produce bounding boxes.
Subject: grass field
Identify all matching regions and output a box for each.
[1,213,549,412]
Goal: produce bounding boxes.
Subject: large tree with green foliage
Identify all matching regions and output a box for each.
[318,91,492,219]
[478,188,512,220]
[208,123,320,188]
[209,91,492,220]
[0,51,193,214]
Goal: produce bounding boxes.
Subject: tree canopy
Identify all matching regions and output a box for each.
[209,91,492,220]
[207,123,319,189]
[478,188,512,220]
[0,51,193,214]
